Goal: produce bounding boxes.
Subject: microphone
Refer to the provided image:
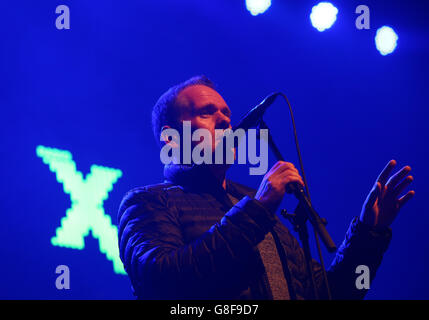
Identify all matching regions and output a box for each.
[232,92,305,193]
[232,92,280,131]
[231,92,337,252]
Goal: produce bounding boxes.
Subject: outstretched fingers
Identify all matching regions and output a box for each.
[392,175,414,198]
[377,160,397,186]
[398,190,415,209]
[386,165,412,189]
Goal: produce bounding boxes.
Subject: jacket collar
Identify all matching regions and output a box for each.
[164,163,224,192]
[163,164,247,206]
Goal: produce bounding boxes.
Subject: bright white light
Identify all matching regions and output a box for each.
[375,26,398,56]
[246,0,271,16]
[310,2,338,32]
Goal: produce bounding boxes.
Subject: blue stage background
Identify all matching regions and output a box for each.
[1,0,428,299]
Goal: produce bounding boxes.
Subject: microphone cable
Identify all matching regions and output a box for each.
[270,92,333,300]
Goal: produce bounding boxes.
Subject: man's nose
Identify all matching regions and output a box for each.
[216,112,231,130]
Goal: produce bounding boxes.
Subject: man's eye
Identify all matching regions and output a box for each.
[199,110,213,117]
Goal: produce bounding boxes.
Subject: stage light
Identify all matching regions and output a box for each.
[246,0,271,16]
[310,2,338,32]
[375,26,398,56]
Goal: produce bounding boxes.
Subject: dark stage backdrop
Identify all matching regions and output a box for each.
[1,0,428,299]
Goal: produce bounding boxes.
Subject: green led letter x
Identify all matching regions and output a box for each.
[36,145,126,275]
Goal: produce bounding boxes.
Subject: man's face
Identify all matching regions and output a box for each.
[175,84,232,153]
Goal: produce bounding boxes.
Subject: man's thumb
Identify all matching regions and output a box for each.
[366,182,381,209]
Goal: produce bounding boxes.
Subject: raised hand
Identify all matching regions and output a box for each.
[360,160,415,228]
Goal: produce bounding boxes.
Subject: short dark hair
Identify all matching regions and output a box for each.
[152,75,216,147]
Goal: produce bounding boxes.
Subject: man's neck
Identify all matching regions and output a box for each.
[207,164,228,190]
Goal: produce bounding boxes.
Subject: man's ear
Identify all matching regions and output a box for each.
[160,125,180,148]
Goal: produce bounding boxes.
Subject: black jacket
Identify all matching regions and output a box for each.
[117,164,392,299]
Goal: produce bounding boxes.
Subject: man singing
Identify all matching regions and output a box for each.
[117,75,414,299]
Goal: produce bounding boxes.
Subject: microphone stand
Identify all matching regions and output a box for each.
[257,119,336,300]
